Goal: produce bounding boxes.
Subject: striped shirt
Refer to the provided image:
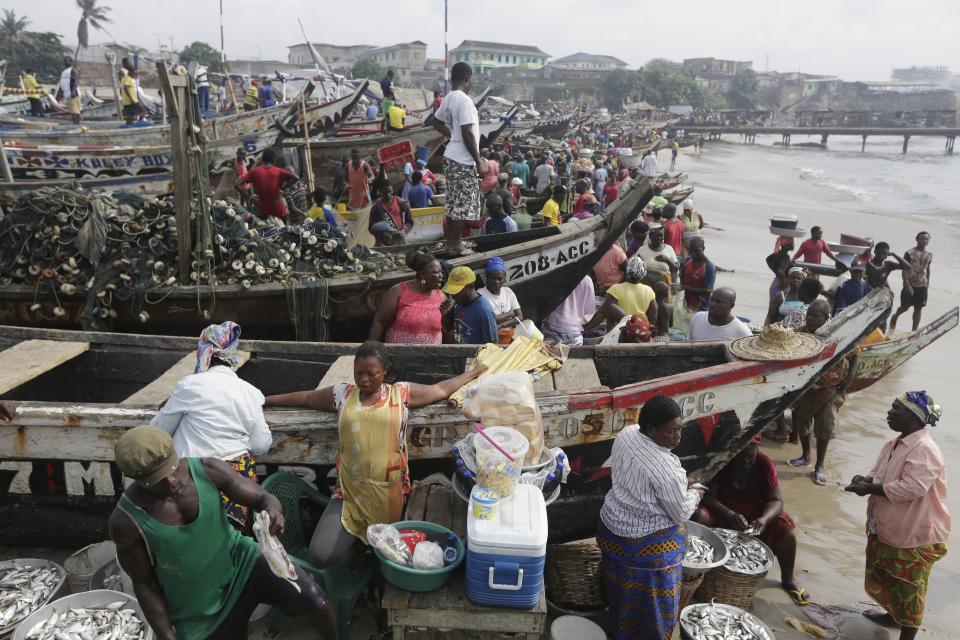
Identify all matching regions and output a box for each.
[600,425,700,538]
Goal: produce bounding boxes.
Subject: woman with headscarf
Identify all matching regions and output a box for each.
[149,321,271,532]
[583,256,659,335]
[369,252,448,344]
[264,341,485,568]
[765,266,807,326]
[598,395,704,640]
[478,257,522,329]
[845,391,949,640]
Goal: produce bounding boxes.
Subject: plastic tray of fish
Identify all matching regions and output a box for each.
[0,559,67,636]
[12,590,154,640]
[680,601,775,640]
[682,522,729,575]
[713,528,775,575]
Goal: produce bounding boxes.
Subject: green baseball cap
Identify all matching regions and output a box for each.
[115,426,179,488]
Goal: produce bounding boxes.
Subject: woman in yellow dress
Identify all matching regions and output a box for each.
[264,341,485,567]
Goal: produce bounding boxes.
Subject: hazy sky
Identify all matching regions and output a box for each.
[8,0,960,81]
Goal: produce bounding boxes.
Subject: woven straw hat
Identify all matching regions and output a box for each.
[728,323,825,361]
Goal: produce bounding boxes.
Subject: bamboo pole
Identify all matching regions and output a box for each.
[300,90,315,192]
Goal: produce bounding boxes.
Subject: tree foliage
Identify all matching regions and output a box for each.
[726,69,760,110]
[600,68,638,109]
[74,0,112,60]
[351,58,385,81]
[636,63,712,109]
[178,41,221,67]
[0,10,68,81]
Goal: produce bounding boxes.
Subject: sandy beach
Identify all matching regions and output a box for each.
[683,138,959,640]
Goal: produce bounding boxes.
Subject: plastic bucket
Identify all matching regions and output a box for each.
[63,541,117,594]
[551,615,607,640]
[470,486,499,520]
[474,426,529,497]
[415,145,431,165]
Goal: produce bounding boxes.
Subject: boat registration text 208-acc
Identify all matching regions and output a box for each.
[503,238,595,284]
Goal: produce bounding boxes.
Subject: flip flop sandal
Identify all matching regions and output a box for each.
[813,470,829,485]
[787,457,809,467]
[787,588,811,606]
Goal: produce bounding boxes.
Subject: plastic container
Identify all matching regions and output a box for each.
[474,426,529,497]
[372,521,464,593]
[398,529,427,555]
[414,145,431,165]
[550,615,607,640]
[470,486,500,520]
[0,559,67,637]
[466,484,547,609]
[64,540,117,594]
[13,590,154,640]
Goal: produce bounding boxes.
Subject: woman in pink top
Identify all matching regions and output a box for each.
[845,391,949,640]
[369,252,449,344]
[479,150,500,194]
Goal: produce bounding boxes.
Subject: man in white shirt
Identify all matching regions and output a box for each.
[533,157,554,194]
[432,62,482,255]
[640,150,658,178]
[150,321,270,530]
[688,287,752,341]
[636,223,678,283]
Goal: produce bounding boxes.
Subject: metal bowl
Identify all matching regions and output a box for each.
[713,528,776,575]
[682,521,730,576]
[0,558,67,637]
[12,589,154,640]
[679,602,775,640]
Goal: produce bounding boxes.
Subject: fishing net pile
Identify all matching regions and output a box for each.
[0,183,398,332]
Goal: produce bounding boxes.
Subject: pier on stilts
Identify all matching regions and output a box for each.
[683,126,960,154]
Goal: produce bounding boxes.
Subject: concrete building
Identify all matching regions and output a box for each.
[287,43,374,70]
[449,40,549,75]
[551,52,628,72]
[683,57,753,92]
[366,41,428,83]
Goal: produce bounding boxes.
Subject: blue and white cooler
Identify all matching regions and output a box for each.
[465,483,547,608]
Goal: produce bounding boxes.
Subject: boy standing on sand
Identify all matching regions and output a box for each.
[890,231,932,332]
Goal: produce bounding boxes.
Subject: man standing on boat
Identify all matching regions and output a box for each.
[432,62,484,256]
[57,55,81,125]
[109,426,337,639]
[640,149,657,179]
[150,321,271,533]
[238,148,298,221]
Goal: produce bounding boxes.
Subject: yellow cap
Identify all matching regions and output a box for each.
[441,266,477,295]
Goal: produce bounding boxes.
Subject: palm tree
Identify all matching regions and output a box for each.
[73,0,112,62]
[0,9,30,49]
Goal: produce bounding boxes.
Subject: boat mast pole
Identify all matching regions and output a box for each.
[444,0,449,93]
[105,52,123,122]
[220,0,240,115]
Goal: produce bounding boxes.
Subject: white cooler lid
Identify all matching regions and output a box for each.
[468,484,548,553]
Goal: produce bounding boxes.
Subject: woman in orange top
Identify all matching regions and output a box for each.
[845,391,949,640]
[347,148,373,209]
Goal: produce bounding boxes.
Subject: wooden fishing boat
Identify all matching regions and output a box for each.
[0,288,891,545]
[0,177,652,341]
[617,140,661,168]
[530,112,574,137]
[292,125,448,177]
[0,172,174,208]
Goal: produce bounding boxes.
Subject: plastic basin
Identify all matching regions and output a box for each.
[373,520,464,593]
[12,589,154,640]
[0,558,67,637]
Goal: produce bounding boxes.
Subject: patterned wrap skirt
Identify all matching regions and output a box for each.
[597,520,686,640]
[443,158,481,221]
[865,534,947,627]
[222,452,256,534]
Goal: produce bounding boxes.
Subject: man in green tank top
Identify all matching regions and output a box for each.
[108,426,337,639]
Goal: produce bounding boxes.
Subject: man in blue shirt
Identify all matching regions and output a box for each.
[442,266,498,344]
[380,70,395,99]
[406,171,434,208]
[482,194,518,235]
[834,263,868,315]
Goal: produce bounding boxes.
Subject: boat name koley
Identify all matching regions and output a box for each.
[504,237,594,283]
[0,389,723,497]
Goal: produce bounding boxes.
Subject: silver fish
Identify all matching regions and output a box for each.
[24,604,143,640]
[683,534,716,565]
[253,511,301,593]
[0,566,60,629]
[714,528,771,574]
[683,601,772,640]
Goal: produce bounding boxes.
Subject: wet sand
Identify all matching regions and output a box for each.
[682,140,959,639]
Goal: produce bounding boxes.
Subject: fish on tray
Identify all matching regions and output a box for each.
[683,601,772,640]
[23,601,144,640]
[0,566,60,630]
[714,528,771,573]
[684,534,716,565]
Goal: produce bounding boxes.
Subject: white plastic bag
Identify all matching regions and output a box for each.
[411,541,444,570]
[461,371,544,465]
[367,523,411,566]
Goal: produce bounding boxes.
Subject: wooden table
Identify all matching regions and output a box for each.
[382,480,547,639]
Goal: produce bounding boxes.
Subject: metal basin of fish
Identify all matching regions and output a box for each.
[680,601,775,640]
[12,589,154,640]
[0,559,66,636]
[682,522,729,576]
[713,528,775,576]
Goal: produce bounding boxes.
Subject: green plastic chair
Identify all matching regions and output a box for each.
[261,472,372,640]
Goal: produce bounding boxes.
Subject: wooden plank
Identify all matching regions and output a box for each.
[121,351,251,405]
[531,372,556,393]
[394,582,546,633]
[404,481,429,522]
[552,358,601,391]
[0,340,89,395]
[315,355,354,389]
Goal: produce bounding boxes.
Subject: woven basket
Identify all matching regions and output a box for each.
[694,565,768,609]
[678,572,705,612]
[545,538,605,611]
